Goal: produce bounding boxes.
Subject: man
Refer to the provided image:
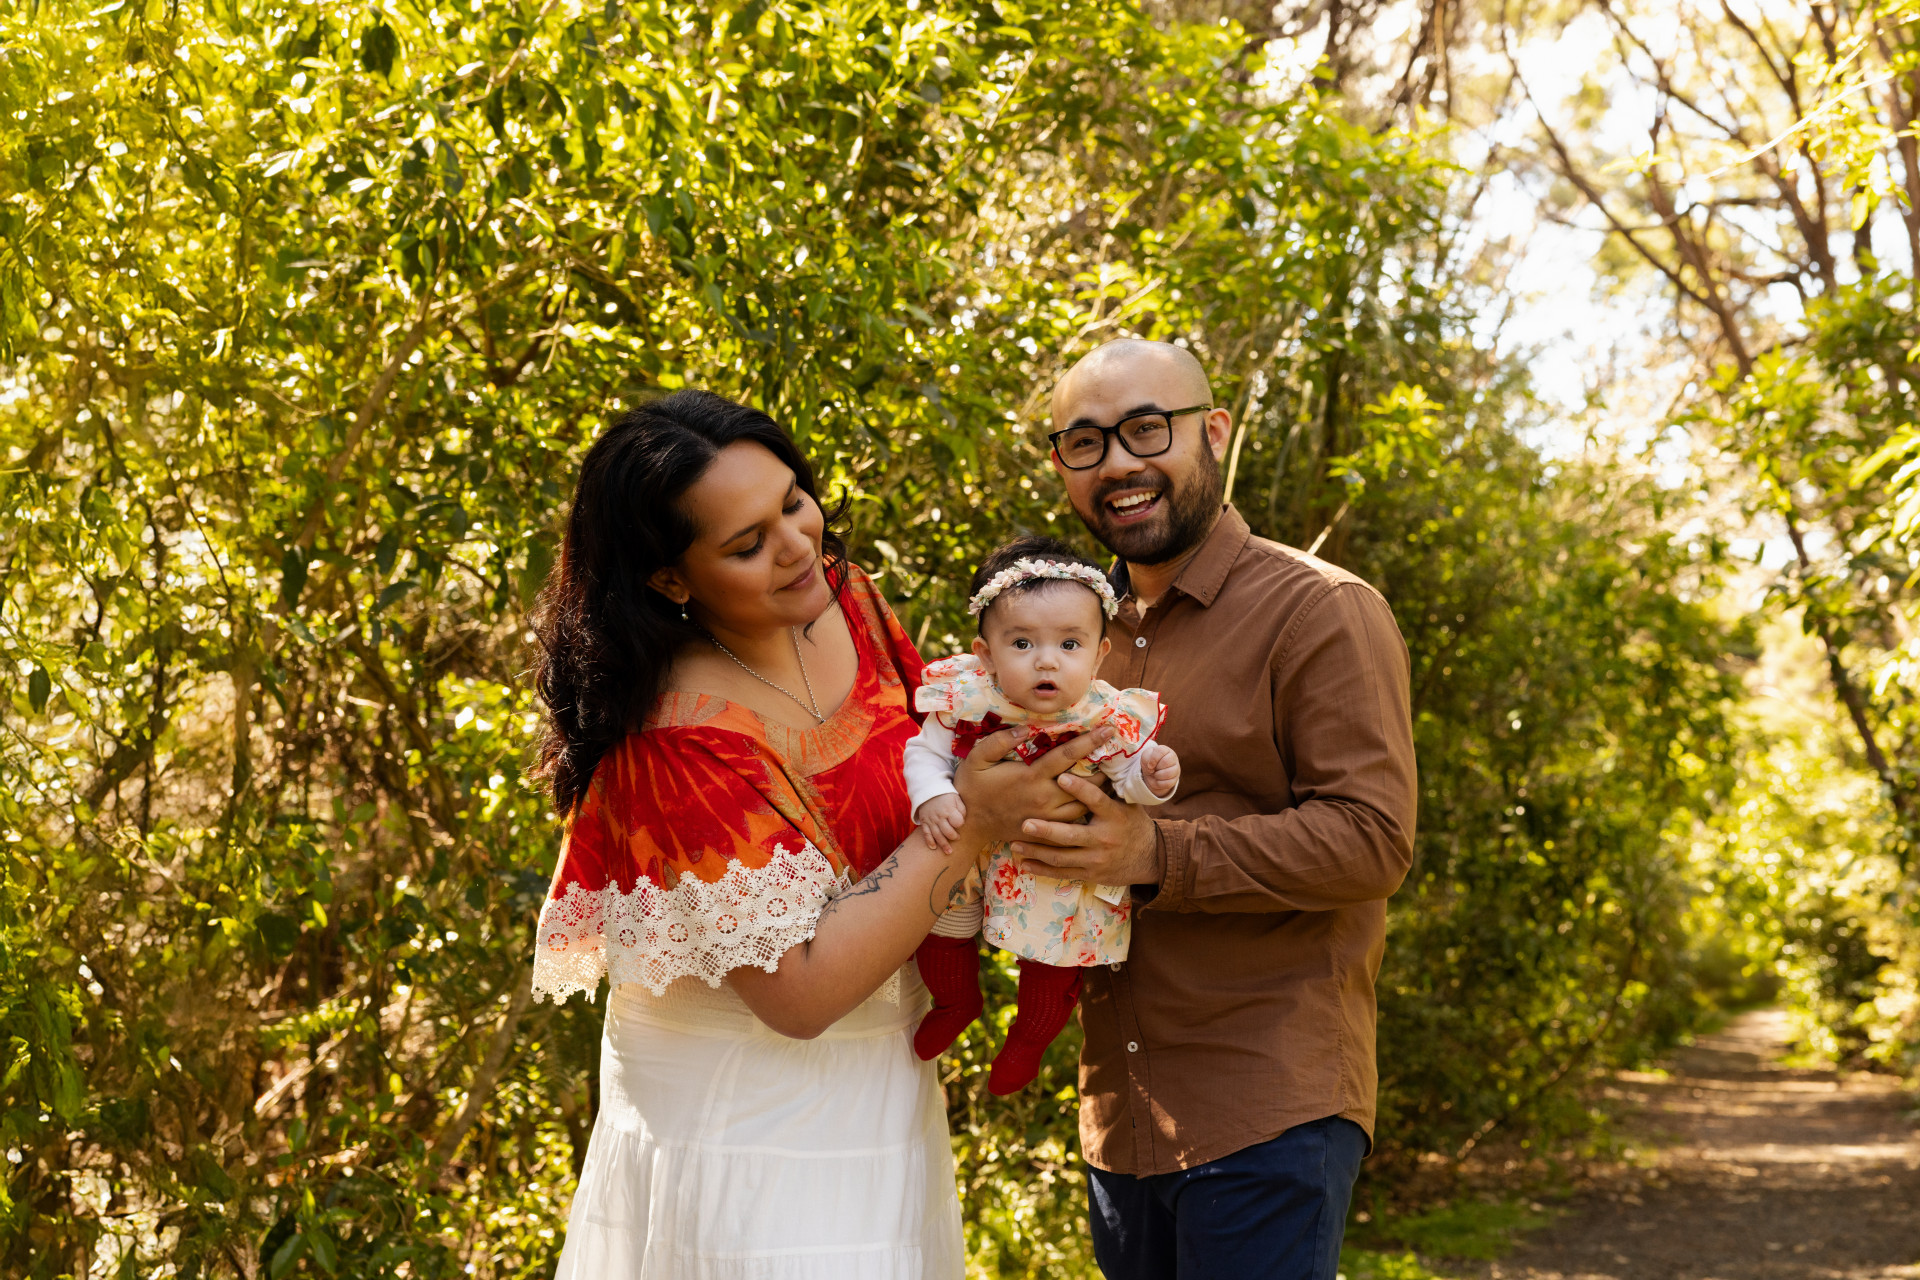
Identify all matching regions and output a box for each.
[955,339,1417,1278]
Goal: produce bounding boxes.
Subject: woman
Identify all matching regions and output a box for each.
[530,390,978,1277]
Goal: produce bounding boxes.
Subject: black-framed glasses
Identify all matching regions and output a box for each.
[1046,404,1212,471]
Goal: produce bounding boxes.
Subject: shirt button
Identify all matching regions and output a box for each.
[1127,1041,1140,1053]
[1134,636,1147,648]
[1109,962,1122,971]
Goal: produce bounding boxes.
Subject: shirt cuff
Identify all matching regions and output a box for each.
[1138,818,1192,910]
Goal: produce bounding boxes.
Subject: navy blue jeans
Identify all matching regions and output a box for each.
[1087,1117,1368,1280]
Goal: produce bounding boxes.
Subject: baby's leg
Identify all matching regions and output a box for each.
[987,959,1084,1095]
[912,864,987,1061]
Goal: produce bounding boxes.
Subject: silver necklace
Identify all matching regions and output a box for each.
[704,626,825,723]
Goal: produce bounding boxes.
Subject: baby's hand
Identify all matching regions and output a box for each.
[916,794,967,855]
[1142,743,1181,799]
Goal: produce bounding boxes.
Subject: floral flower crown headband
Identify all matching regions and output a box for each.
[967,557,1120,619]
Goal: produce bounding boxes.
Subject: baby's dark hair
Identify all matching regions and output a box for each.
[969,534,1111,634]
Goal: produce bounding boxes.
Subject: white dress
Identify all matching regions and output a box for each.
[553,966,966,1280]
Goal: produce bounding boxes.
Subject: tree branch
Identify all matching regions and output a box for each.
[418,967,535,1187]
[1782,508,1902,795]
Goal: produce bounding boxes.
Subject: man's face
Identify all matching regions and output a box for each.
[1049,353,1233,565]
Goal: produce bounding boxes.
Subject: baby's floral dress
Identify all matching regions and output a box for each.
[916,654,1168,968]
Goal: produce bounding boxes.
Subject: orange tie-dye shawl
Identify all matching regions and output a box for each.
[530,566,925,1003]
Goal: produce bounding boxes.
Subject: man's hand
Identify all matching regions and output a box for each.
[953,727,1100,843]
[1012,772,1162,889]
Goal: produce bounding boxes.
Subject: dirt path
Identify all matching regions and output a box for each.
[1488,1009,1920,1280]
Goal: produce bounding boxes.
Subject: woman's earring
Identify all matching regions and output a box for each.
[679,601,690,622]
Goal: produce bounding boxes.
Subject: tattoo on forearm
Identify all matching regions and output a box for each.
[928,866,972,916]
[820,854,900,924]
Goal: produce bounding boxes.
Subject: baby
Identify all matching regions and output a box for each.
[902,535,1180,1094]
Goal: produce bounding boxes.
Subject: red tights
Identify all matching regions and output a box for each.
[911,935,1084,1095]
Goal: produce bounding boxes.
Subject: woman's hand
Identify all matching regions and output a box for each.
[952,727,1106,842]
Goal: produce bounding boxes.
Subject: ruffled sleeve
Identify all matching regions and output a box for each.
[914,654,1005,726]
[531,727,849,1004]
[1084,683,1168,765]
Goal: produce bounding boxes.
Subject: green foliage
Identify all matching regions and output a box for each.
[1691,283,1920,1071]
[1360,442,1749,1158]
[1495,0,1920,1081]
[1339,1250,1455,1280]
[946,955,1096,1278]
[1347,1197,1554,1262]
[1687,627,1917,1067]
[0,0,1770,1274]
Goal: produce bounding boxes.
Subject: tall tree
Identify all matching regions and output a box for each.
[0,0,1770,1274]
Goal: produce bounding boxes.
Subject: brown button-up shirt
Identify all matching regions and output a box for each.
[1082,504,1417,1175]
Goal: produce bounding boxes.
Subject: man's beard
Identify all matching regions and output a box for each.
[1080,438,1225,566]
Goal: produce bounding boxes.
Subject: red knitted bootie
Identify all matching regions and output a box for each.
[987,961,1083,1095]
[912,934,985,1060]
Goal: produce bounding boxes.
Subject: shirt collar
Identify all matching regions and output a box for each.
[1107,504,1250,609]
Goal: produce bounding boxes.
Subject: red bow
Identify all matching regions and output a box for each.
[950,712,1086,762]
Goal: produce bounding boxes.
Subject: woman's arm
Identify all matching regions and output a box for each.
[729,824,978,1038]
[731,723,1099,1037]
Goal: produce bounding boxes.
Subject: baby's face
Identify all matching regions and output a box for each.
[973,584,1111,715]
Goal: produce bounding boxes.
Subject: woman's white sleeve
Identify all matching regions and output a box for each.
[1105,747,1176,807]
[901,718,961,816]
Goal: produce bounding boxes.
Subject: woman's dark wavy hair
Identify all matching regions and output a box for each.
[533,389,848,813]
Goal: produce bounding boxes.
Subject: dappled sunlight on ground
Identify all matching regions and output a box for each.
[1482,1010,1920,1280]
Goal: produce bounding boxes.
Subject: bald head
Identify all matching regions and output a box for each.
[1050,339,1213,428]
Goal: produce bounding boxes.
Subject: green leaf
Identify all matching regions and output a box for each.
[729,0,769,36]
[190,1148,239,1200]
[360,20,398,77]
[373,579,413,616]
[440,145,466,196]
[269,1233,306,1280]
[306,1226,338,1275]
[280,547,308,610]
[521,539,554,609]
[1850,429,1920,487]
[257,913,300,956]
[27,668,49,715]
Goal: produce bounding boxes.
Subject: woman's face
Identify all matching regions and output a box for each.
[651,441,833,633]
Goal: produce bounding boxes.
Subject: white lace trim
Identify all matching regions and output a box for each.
[531,841,844,1004]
